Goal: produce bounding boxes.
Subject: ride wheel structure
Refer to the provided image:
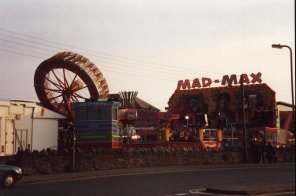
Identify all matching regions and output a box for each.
[34,51,109,120]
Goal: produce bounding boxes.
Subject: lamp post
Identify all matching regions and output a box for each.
[240,75,248,163]
[185,115,189,126]
[67,122,76,172]
[272,44,295,132]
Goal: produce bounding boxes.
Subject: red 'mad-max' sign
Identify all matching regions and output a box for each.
[177,72,262,90]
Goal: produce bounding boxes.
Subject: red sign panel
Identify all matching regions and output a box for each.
[118,109,137,120]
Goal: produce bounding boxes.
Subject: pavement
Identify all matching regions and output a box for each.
[206,184,295,195]
[18,163,295,195]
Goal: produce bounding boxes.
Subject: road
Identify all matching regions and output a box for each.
[1,163,295,196]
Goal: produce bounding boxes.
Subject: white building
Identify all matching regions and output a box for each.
[0,100,66,157]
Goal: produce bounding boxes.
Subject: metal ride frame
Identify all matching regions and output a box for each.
[34,51,109,121]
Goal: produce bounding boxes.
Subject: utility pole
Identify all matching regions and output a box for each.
[240,74,248,163]
[72,126,76,172]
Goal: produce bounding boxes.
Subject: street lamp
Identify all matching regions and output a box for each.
[185,115,189,126]
[272,44,295,132]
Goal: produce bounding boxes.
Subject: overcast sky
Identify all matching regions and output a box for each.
[0,0,294,111]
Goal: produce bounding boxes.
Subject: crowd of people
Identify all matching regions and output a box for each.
[120,124,159,143]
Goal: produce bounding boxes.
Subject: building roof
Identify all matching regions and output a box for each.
[276,101,294,108]
[108,93,160,111]
[0,100,66,119]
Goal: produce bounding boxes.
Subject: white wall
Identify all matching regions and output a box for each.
[31,104,65,151]
[276,103,293,129]
[0,100,65,156]
[32,119,58,151]
[14,107,34,151]
[0,102,17,156]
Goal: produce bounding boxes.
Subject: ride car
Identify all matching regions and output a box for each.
[0,165,23,188]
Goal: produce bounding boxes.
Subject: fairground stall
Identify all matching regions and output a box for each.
[167,72,277,148]
[32,51,281,150]
[109,91,161,146]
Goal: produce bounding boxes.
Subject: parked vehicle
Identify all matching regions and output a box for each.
[0,165,23,188]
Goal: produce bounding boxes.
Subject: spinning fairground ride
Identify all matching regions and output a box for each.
[34,51,109,122]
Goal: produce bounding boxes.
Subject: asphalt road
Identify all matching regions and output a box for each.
[1,163,295,196]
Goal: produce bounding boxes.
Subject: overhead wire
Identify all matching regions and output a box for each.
[0,47,177,82]
[0,43,53,57]
[0,28,218,77]
[1,28,291,90]
[0,44,292,90]
[0,41,291,95]
[0,38,57,53]
[0,28,291,95]
[0,37,190,79]
[0,48,45,59]
[0,35,202,80]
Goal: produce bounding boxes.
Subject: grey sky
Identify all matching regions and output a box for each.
[0,0,294,110]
